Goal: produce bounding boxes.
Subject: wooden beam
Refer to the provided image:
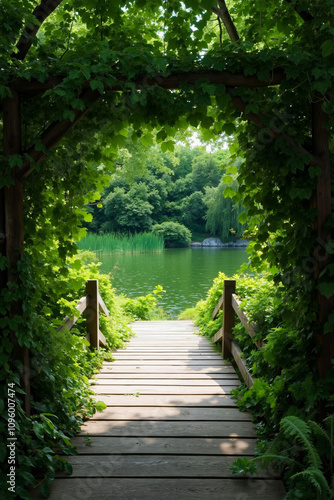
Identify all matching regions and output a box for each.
[20,89,101,178]
[13,68,286,96]
[212,294,224,319]
[213,327,223,343]
[86,280,99,350]
[231,341,254,389]
[13,0,64,61]
[3,90,30,416]
[99,329,107,348]
[98,292,110,317]
[231,294,263,348]
[222,280,236,358]
[57,296,87,332]
[312,98,334,378]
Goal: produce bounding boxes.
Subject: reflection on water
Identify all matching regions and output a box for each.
[98,247,248,318]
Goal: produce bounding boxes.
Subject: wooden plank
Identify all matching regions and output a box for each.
[93,394,237,407]
[71,436,257,455]
[56,455,276,478]
[92,378,240,385]
[30,478,286,500]
[118,348,215,352]
[213,327,223,343]
[232,294,263,348]
[91,385,238,394]
[79,420,256,437]
[30,319,286,500]
[231,341,254,389]
[99,365,234,373]
[106,360,226,365]
[211,293,224,319]
[90,406,252,421]
[95,373,239,379]
[113,354,223,358]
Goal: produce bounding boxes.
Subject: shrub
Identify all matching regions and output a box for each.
[151,221,192,247]
[120,285,166,320]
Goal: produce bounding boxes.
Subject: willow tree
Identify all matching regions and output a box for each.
[1,1,333,414]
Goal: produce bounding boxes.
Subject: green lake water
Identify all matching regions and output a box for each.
[98,247,248,318]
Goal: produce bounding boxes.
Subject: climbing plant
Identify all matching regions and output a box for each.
[1,1,334,497]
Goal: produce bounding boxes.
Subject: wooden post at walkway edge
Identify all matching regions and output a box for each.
[312,98,334,379]
[222,280,236,358]
[3,90,31,416]
[86,279,99,350]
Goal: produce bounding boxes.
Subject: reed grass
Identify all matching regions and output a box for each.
[78,232,164,255]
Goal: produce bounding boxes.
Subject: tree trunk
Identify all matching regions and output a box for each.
[3,90,30,416]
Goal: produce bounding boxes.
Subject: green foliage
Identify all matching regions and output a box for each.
[178,307,197,320]
[195,269,334,497]
[2,2,334,499]
[204,178,248,242]
[229,457,258,476]
[180,191,207,233]
[120,285,166,321]
[249,415,334,500]
[0,250,134,499]
[152,221,192,247]
[85,144,235,238]
[77,232,164,255]
[103,183,154,232]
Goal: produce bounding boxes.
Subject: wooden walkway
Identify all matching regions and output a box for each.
[33,320,285,499]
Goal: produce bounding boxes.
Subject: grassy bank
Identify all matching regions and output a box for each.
[78,232,164,255]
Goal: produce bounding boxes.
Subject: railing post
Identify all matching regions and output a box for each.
[222,279,236,358]
[86,279,99,350]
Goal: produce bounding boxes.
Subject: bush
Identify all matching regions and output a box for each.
[151,221,192,247]
[120,285,166,320]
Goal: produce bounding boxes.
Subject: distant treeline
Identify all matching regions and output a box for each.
[85,144,247,242]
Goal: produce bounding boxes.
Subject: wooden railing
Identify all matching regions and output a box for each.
[57,279,108,349]
[212,279,264,389]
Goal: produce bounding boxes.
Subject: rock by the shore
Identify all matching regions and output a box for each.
[202,238,224,247]
[190,238,249,248]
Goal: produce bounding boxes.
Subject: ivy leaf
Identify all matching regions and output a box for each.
[33,421,44,440]
[324,312,334,334]
[21,470,36,486]
[90,80,104,94]
[140,133,154,147]
[161,140,174,152]
[245,103,259,114]
[238,211,249,224]
[95,400,107,412]
[81,67,91,80]
[223,174,233,185]
[318,282,334,299]
[321,40,334,57]
[40,481,50,498]
[8,155,23,168]
[223,186,236,198]
[14,487,32,500]
[63,110,75,122]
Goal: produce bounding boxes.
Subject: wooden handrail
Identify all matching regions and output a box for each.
[212,279,262,388]
[57,279,108,350]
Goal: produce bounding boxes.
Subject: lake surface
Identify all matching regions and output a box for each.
[98,248,248,318]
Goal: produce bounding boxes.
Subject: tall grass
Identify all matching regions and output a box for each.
[78,232,164,255]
